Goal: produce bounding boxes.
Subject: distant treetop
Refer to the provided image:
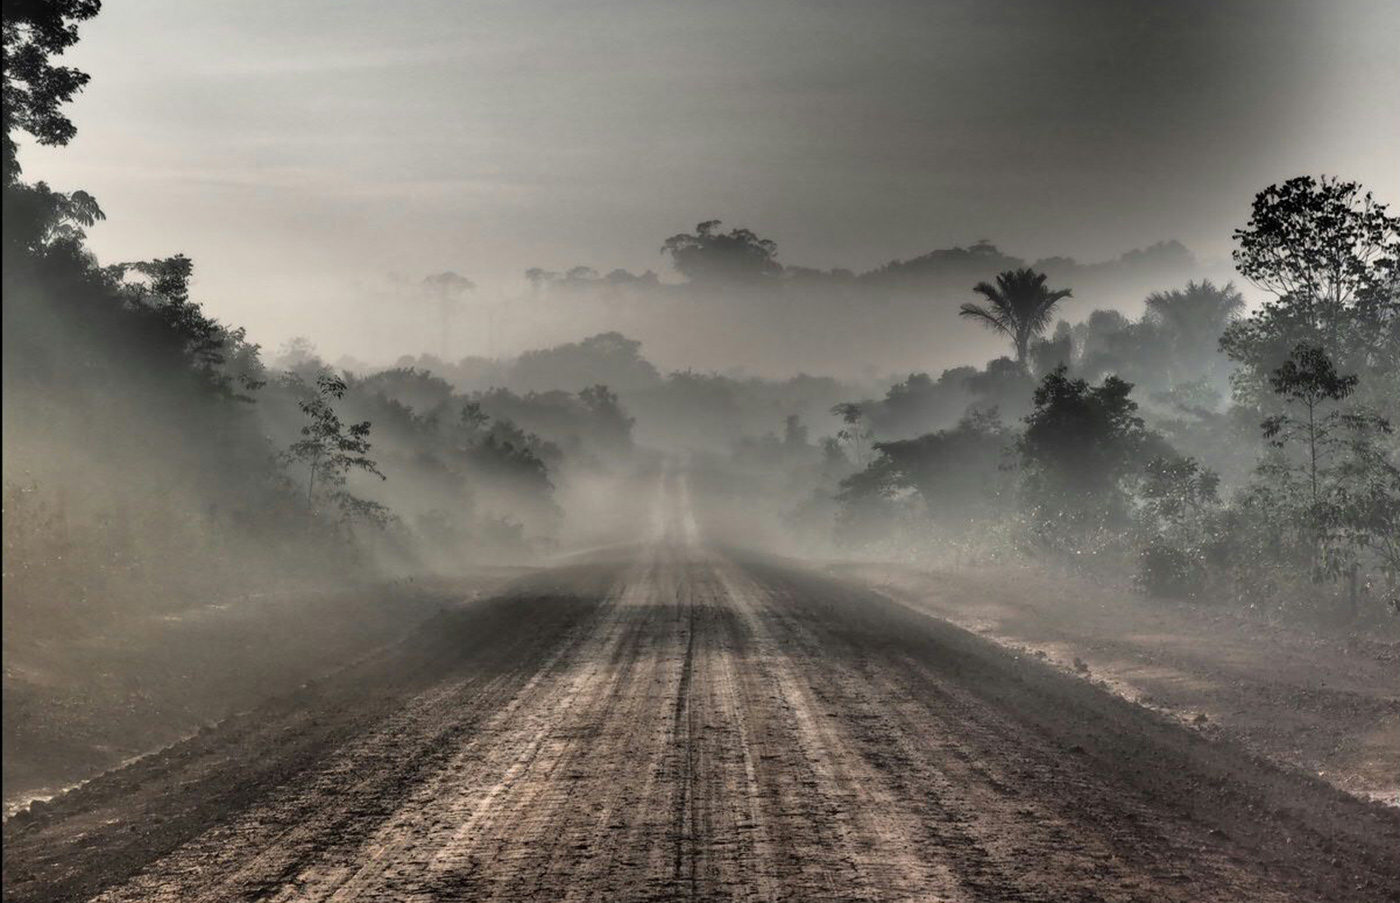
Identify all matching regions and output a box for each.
[661,220,782,285]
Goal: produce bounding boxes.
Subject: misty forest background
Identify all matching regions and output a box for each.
[4,0,1399,649]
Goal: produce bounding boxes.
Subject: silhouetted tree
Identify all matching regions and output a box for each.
[861,240,1022,292]
[1145,280,1243,348]
[2,0,101,179]
[782,414,809,450]
[511,332,660,393]
[959,268,1073,367]
[578,383,634,454]
[282,374,388,522]
[460,400,490,435]
[1233,177,1398,324]
[2,0,107,256]
[1223,176,1400,410]
[1243,342,1398,603]
[963,357,1035,421]
[1139,456,1221,535]
[105,255,267,406]
[1018,366,1160,551]
[1262,344,1358,515]
[465,420,556,508]
[843,410,1011,522]
[661,220,781,284]
[831,402,875,468]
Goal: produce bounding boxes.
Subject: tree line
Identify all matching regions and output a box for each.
[797,176,1398,617]
[2,2,640,630]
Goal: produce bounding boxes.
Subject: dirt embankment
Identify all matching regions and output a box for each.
[2,570,527,809]
[831,561,1400,805]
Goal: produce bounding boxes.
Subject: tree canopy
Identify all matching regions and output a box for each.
[959,268,1073,367]
[2,0,101,179]
[661,220,781,285]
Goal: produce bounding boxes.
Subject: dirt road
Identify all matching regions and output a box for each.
[5,475,1399,902]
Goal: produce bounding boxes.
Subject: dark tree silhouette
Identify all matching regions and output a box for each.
[1233,176,1399,323]
[511,332,660,393]
[839,410,1010,522]
[1,0,106,256]
[281,374,388,521]
[661,220,781,284]
[1224,176,1400,411]
[578,383,635,453]
[464,419,556,504]
[1262,344,1358,514]
[113,254,266,402]
[2,0,101,179]
[959,268,1073,368]
[1018,365,1158,544]
[831,401,875,467]
[1252,342,1397,596]
[964,357,1035,420]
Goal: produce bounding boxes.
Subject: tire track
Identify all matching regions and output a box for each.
[6,473,1399,903]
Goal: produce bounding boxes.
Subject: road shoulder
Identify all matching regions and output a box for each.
[829,560,1400,806]
[2,570,529,812]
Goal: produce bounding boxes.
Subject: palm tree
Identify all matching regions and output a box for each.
[1143,279,1245,386]
[1144,280,1244,351]
[959,268,1073,368]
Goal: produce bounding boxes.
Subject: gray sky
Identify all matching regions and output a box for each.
[20,0,1400,362]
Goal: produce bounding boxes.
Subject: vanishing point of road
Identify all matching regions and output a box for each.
[5,473,1398,902]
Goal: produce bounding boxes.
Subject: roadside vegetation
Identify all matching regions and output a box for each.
[2,2,641,638]
[4,0,1396,643]
[792,177,1399,622]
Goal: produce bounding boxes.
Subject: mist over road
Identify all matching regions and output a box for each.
[4,472,1398,903]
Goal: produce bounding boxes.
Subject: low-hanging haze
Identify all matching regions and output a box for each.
[17,0,1400,368]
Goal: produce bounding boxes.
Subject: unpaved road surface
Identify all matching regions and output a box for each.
[5,477,1399,902]
[832,561,1400,805]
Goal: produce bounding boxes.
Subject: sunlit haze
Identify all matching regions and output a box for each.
[20,0,1400,366]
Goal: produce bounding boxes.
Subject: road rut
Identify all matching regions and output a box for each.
[5,476,1399,902]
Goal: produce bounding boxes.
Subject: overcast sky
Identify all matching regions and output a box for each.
[20,0,1400,359]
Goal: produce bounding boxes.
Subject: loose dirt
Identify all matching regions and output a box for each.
[3,573,524,810]
[832,561,1400,806]
[5,480,1398,902]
